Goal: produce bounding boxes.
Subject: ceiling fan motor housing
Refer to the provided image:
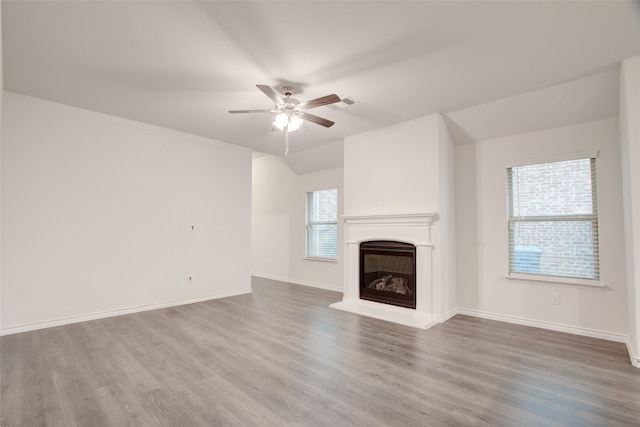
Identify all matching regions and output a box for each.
[281,86,300,113]
[282,85,295,97]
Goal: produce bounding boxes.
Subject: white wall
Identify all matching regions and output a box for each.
[1,92,253,333]
[0,2,4,330]
[344,115,441,216]
[251,155,296,280]
[437,115,457,318]
[620,55,640,366]
[251,154,343,292]
[283,140,344,175]
[456,118,628,339]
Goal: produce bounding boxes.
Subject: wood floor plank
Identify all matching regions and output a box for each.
[2,277,640,426]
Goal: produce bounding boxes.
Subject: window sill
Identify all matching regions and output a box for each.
[304,256,338,263]
[505,273,605,289]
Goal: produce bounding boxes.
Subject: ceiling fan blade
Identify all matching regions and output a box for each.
[300,112,335,128]
[299,94,341,109]
[228,109,274,114]
[257,84,284,105]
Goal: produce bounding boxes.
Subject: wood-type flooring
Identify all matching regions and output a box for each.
[2,277,640,426]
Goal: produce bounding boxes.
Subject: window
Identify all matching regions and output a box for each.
[507,154,599,282]
[305,189,338,260]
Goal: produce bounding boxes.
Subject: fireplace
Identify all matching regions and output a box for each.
[330,212,438,329]
[360,241,416,309]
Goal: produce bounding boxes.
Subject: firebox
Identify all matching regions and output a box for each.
[360,241,416,309]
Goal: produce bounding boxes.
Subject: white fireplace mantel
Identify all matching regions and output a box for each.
[343,212,437,225]
[330,211,439,329]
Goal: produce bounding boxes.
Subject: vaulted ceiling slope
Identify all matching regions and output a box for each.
[3,1,640,163]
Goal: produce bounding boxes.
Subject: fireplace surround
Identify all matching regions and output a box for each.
[330,212,438,329]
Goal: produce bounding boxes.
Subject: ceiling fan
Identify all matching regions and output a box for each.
[229,84,340,155]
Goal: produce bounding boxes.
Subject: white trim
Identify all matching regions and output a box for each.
[346,240,433,248]
[626,340,640,368]
[0,288,252,336]
[505,150,599,168]
[457,307,628,343]
[505,273,605,289]
[252,272,344,293]
[343,211,437,226]
[439,308,458,323]
[303,256,338,263]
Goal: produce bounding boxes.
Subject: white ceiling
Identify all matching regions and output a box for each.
[3,1,639,172]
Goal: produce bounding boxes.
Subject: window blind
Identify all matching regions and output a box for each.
[507,157,599,281]
[305,189,338,259]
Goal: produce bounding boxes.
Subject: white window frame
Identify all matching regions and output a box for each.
[505,151,602,287]
[305,188,338,261]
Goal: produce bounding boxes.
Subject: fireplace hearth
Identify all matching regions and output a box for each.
[360,241,416,309]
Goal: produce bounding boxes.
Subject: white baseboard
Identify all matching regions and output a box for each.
[457,307,628,343]
[439,308,458,323]
[626,340,640,368]
[252,272,344,293]
[0,288,252,336]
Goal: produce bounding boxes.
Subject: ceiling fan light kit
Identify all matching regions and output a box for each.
[229,84,340,155]
[273,112,303,132]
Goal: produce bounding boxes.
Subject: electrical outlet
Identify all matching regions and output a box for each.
[551,292,560,305]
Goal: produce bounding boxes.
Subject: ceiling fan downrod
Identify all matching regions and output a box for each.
[285,126,289,156]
